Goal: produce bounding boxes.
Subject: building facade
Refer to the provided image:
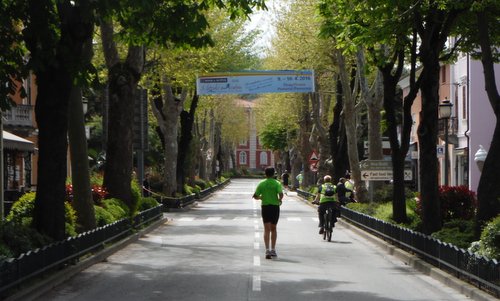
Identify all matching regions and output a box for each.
[402,50,499,193]
[234,99,274,172]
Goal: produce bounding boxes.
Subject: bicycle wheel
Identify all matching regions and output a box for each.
[323,212,330,241]
[326,209,333,242]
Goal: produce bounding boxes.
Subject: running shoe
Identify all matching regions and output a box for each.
[265,250,272,259]
[270,250,277,258]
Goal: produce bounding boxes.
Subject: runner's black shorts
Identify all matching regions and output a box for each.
[261,205,280,225]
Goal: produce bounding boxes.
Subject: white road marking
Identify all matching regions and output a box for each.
[287,217,302,222]
[233,217,248,221]
[252,275,261,291]
[255,232,260,239]
[253,255,260,266]
[254,242,260,249]
[312,217,319,222]
[178,217,195,222]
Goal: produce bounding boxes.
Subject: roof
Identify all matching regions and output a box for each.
[3,131,35,152]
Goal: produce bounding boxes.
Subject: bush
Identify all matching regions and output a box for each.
[439,185,477,221]
[373,184,416,203]
[6,192,77,237]
[102,198,128,220]
[0,221,52,259]
[474,216,500,260]
[194,179,207,190]
[431,219,475,249]
[94,205,115,227]
[415,185,477,222]
[346,202,377,216]
[138,197,160,211]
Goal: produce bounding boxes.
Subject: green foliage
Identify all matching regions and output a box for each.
[346,202,378,216]
[6,192,77,236]
[259,122,288,151]
[0,221,52,259]
[94,205,115,227]
[130,179,141,216]
[431,220,476,249]
[473,216,500,260]
[6,192,36,225]
[373,185,416,203]
[102,198,129,220]
[138,197,160,212]
[194,179,207,190]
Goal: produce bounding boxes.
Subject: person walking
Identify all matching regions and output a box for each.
[314,175,339,234]
[336,177,352,205]
[281,170,290,189]
[253,167,284,259]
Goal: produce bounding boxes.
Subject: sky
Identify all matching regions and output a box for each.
[244,0,285,51]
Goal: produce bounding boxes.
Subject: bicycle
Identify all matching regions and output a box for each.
[323,205,336,242]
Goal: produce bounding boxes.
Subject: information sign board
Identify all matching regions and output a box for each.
[196,70,315,95]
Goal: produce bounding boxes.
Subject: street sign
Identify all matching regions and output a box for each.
[437,145,445,158]
[359,160,413,181]
[310,162,318,172]
[359,160,411,170]
[361,170,413,181]
[309,150,319,163]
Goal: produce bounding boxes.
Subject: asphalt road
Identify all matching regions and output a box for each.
[35,179,474,301]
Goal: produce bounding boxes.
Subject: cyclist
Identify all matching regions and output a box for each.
[253,166,284,259]
[314,175,339,234]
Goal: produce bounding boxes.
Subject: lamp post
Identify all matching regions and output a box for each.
[474,145,488,172]
[439,99,453,186]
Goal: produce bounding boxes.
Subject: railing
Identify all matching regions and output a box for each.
[150,179,231,210]
[296,189,499,297]
[3,105,33,128]
[0,205,163,298]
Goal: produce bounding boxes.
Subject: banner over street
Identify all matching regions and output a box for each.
[196,70,315,95]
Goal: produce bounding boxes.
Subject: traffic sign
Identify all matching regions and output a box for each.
[359,160,411,170]
[361,170,413,181]
[309,150,319,163]
[310,162,318,172]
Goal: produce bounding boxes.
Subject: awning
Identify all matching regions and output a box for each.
[3,131,35,152]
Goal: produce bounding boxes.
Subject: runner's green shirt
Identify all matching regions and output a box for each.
[254,178,283,206]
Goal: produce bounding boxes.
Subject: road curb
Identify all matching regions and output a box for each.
[6,216,168,301]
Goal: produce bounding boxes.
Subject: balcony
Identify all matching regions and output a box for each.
[3,104,34,128]
[438,117,458,145]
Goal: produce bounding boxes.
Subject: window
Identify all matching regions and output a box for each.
[239,151,247,165]
[239,139,247,146]
[260,152,268,165]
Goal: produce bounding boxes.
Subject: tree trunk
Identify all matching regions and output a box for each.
[177,95,199,191]
[34,66,71,241]
[418,57,441,234]
[30,1,94,240]
[475,11,500,236]
[68,35,95,232]
[68,86,96,231]
[331,76,349,181]
[150,76,186,196]
[336,50,367,202]
[100,21,143,208]
[298,94,314,187]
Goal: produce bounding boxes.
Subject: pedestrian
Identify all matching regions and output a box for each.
[296,171,303,188]
[336,177,352,205]
[314,175,339,234]
[253,166,284,259]
[344,172,355,201]
[281,170,290,189]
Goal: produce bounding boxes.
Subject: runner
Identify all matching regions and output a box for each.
[253,166,284,259]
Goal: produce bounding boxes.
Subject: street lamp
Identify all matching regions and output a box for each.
[474,145,488,172]
[439,98,453,186]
